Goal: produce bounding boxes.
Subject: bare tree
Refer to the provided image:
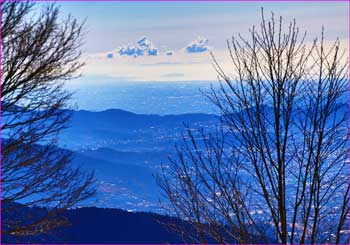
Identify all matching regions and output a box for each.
[158,10,349,244]
[1,1,95,236]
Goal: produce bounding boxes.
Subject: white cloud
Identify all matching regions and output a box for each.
[118,37,158,57]
[185,36,211,53]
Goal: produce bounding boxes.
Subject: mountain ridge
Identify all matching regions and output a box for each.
[2,202,198,244]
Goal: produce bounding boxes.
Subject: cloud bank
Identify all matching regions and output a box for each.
[106,36,211,58]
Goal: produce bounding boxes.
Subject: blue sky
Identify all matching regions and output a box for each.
[58,1,349,52]
[53,1,349,82]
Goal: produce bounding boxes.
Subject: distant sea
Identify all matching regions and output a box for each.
[66,80,220,115]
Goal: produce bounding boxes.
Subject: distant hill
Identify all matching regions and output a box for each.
[72,150,161,210]
[56,109,220,210]
[70,108,218,129]
[59,108,219,151]
[8,104,349,211]
[79,147,173,167]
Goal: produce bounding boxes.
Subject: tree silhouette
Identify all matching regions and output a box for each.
[158,10,349,244]
[1,1,95,236]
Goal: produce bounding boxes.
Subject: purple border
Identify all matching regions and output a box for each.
[2,0,350,2]
[1,0,3,244]
[348,0,350,244]
[347,2,350,243]
[0,0,349,245]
